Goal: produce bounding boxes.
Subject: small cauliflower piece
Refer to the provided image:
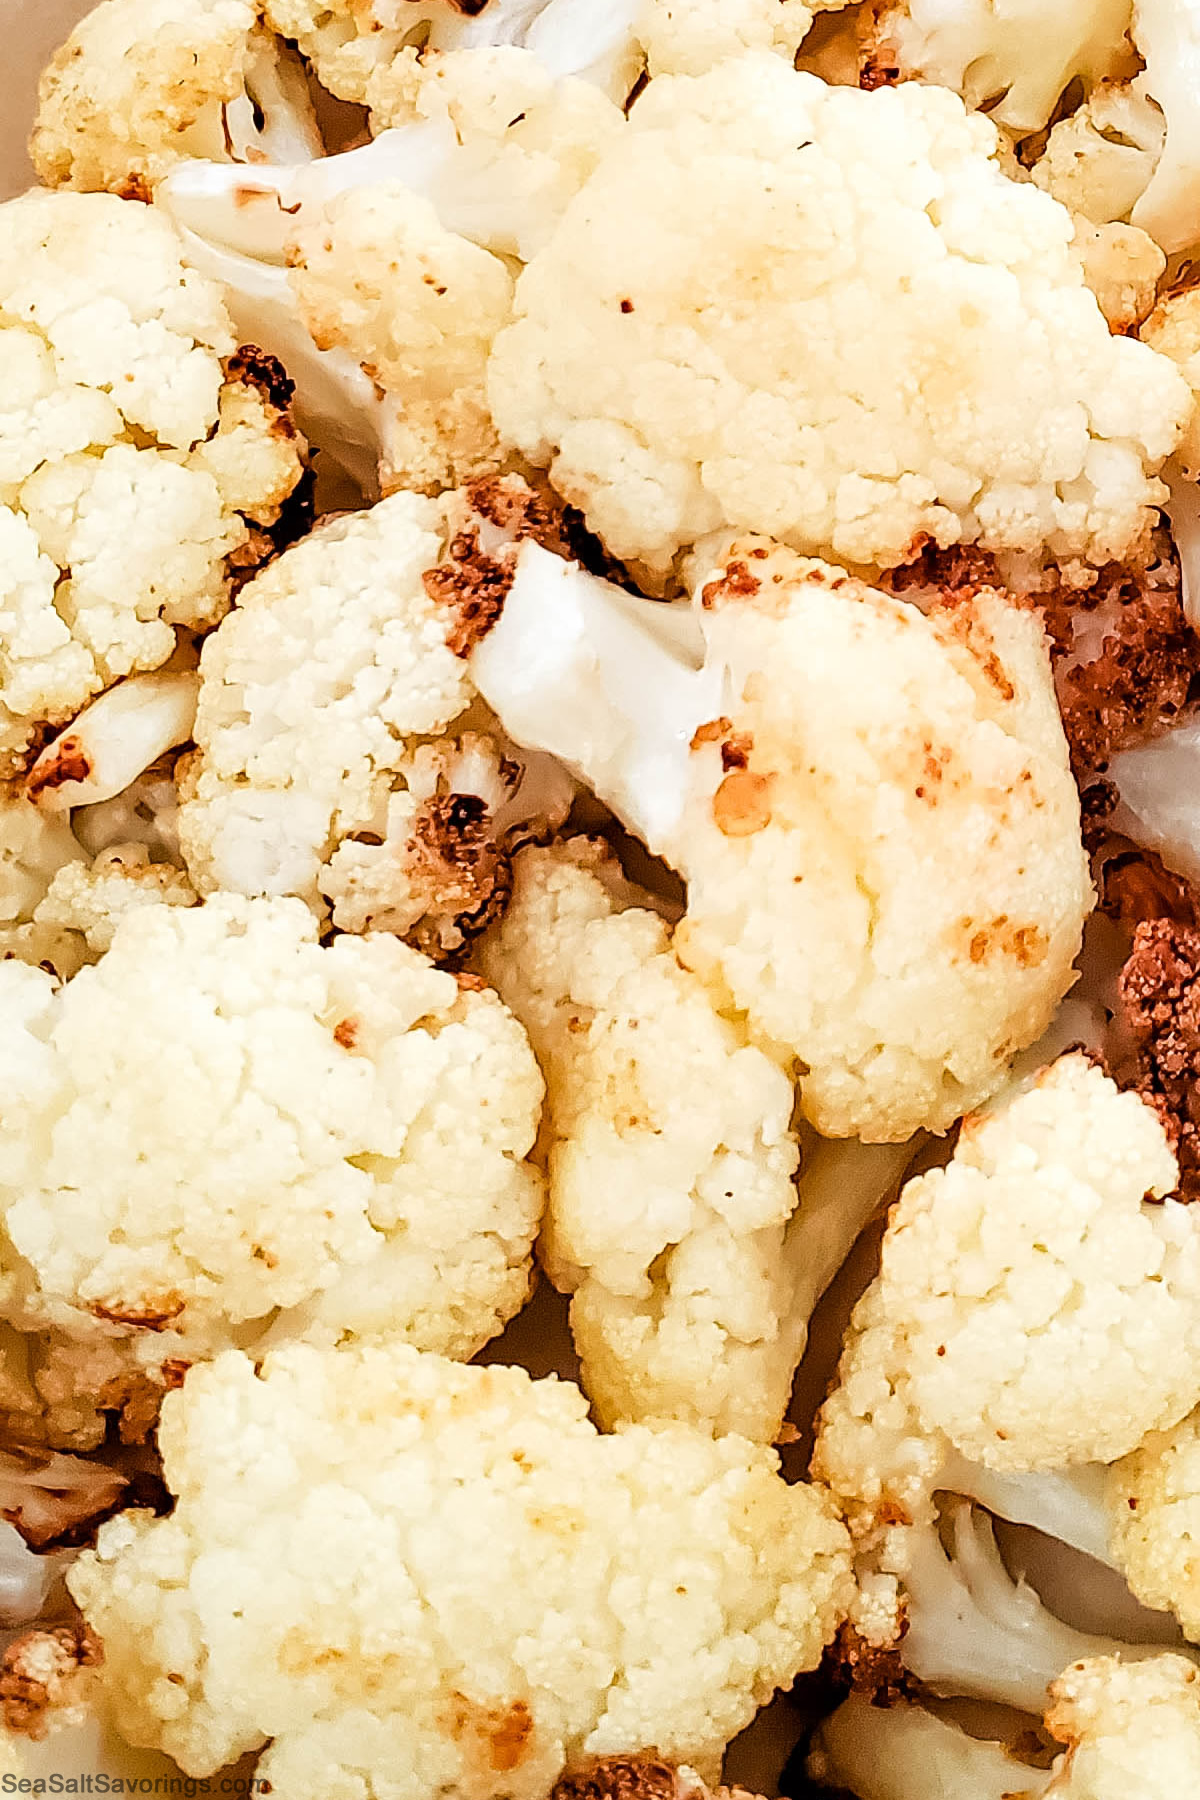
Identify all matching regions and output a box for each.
[0,191,305,777]
[1110,1408,1200,1642]
[472,537,1091,1140]
[1143,288,1200,481]
[1070,218,1164,333]
[31,0,322,199]
[33,849,197,959]
[861,0,1135,136]
[810,1654,1200,1798]
[1033,84,1166,227]
[636,0,849,77]
[177,481,572,945]
[0,895,545,1377]
[879,1055,1199,1471]
[288,184,514,494]
[478,837,911,1438]
[68,1341,853,1789]
[489,56,1186,576]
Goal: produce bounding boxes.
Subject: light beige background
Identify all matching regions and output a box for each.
[2,0,96,197]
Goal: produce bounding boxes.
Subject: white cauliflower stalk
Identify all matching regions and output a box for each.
[68,1341,854,1789]
[177,482,572,949]
[31,0,322,199]
[0,191,305,777]
[488,56,1187,576]
[810,1654,1200,1799]
[471,536,1091,1140]
[0,895,545,1381]
[861,0,1135,135]
[477,837,912,1439]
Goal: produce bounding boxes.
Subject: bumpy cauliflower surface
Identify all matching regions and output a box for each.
[1109,1406,1200,1642]
[0,190,304,777]
[177,480,572,949]
[0,895,545,1375]
[473,538,1092,1139]
[810,1653,1200,1798]
[68,1341,853,1790]
[30,0,322,198]
[636,0,849,77]
[489,55,1187,576]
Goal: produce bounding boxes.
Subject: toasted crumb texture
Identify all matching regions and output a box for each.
[1120,918,1200,1199]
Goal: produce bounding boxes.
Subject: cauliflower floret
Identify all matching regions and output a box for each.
[876,1054,1199,1472]
[0,895,545,1382]
[68,1341,852,1788]
[262,0,644,108]
[0,191,305,777]
[33,849,197,958]
[177,481,572,945]
[809,1654,1200,1799]
[30,0,322,199]
[477,837,912,1438]
[1033,84,1166,225]
[1143,288,1200,482]
[636,0,849,77]
[861,0,1135,135]
[287,185,514,494]
[1109,1408,1200,1642]
[471,536,1092,1139]
[0,796,88,973]
[1070,218,1165,333]
[489,57,1187,576]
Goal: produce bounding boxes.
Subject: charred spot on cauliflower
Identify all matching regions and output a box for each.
[1120,918,1200,1200]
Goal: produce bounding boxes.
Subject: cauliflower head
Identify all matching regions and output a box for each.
[68,1341,853,1790]
[880,1054,1197,1473]
[488,56,1187,576]
[0,191,305,777]
[0,895,545,1372]
[473,538,1092,1139]
[30,0,322,198]
[477,836,805,1440]
[861,0,1136,135]
[177,481,573,949]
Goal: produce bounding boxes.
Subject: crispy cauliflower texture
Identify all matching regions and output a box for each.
[488,57,1186,575]
[177,492,472,908]
[0,896,544,1368]
[0,191,303,775]
[69,1343,853,1790]
[673,554,1090,1140]
[882,1054,1197,1472]
[477,837,806,1440]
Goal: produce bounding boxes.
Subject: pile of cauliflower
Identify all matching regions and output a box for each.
[10,1,1200,1796]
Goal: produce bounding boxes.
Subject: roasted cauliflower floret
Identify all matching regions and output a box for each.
[0,895,545,1386]
[478,837,912,1438]
[471,536,1092,1139]
[0,191,305,778]
[488,55,1187,576]
[68,1341,853,1789]
[30,0,322,199]
[1109,1405,1200,1643]
[637,0,849,77]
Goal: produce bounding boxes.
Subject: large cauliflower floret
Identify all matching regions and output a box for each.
[809,1654,1200,1798]
[477,837,912,1439]
[30,0,322,199]
[880,1054,1195,1473]
[0,895,545,1381]
[0,191,305,778]
[177,481,573,950]
[68,1341,853,1790]
[860,0,1135,135]
[471,536,1092,1140]
[488,56,1187,577]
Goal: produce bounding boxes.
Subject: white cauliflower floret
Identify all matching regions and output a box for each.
[262,0,644,108]
[0,191,305,776]
[882,1054,1198,1472]
[636,0,849,77]
[810,1654,1200,1799]
[177,482,572,946]
[472,537,1091,1140]
[288,185,514,494]
[489,57,1187,576]
[1143,288,1200,483]
[33,850,197,958]
[0,895,545,1377]
[861,0,1135,135]
[1033,84,1166,226]
[1109,1407,1200,1642]
[30,0,322,199]
[68,1341,853,1789]
[477,837,911,1439]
